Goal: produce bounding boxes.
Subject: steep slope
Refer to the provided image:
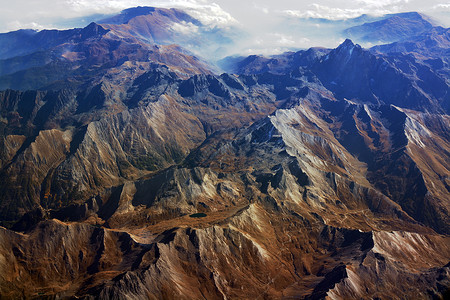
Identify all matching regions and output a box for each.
[0,66,283,227]
[313,39,449,113]
[372,27,450,94]
[0,18,215,91]
[2,66,448,298]
[228,38,449,113]
[2,217,448,299]
[2,42,447,233]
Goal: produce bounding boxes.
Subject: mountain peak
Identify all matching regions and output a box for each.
[99,6,158,25]
[80,22,108,38]
[336,38,360,55]
[122,6,156,15]
[341,38,355,47]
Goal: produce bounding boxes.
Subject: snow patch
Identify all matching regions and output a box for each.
[349,47,354,56]
[363,104,373,120]
[404,116,431,148]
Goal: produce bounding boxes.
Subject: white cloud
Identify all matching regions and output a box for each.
[253,3,270,14]
[170,21,199,34]
[280,0,426,20]
[432,3,450,10]
[283,3,397,20]
[66,0,133,12]
[271,33,296,46]
[355,0,410,7]
[5,21,46,32]
[427,3,450,26]
[179,2,238,28]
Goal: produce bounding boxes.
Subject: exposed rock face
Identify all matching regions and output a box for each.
[0,7,449,299]
[0,65,282,224]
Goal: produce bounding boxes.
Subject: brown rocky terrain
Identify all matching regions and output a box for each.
[0,6,449,299]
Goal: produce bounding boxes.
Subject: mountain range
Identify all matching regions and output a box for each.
[0,6,449,299]
[343,12,436,43]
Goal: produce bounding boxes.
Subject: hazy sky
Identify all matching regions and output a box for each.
[0,0,449,55]
[1,0,449,32]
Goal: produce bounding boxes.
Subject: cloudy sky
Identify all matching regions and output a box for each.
[2,0,449,32]
[1,0,449,55]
